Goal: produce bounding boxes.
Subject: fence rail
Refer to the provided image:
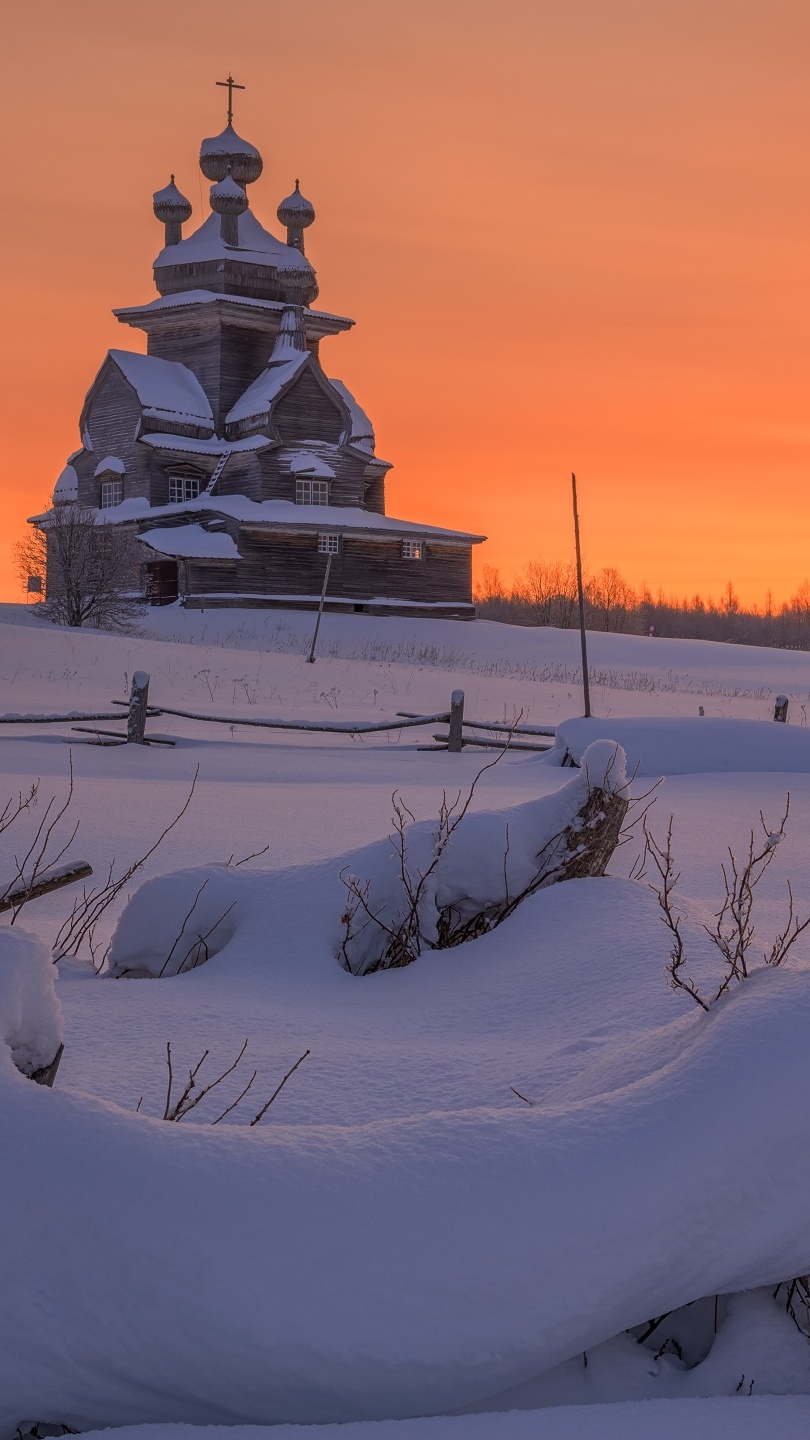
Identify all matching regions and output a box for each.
[0,675,557,754]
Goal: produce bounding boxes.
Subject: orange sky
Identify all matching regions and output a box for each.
[2,0,810,606]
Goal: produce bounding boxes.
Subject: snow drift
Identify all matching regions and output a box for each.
[5,921,810,1428]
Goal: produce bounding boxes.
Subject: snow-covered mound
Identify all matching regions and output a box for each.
[5,900,810,1426]
[556,715,810,775]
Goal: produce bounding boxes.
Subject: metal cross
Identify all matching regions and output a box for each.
[216,74,245,126]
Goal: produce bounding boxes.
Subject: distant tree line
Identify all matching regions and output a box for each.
[474,562,810,651]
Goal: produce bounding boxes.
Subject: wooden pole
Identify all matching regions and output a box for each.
[571,473,591,719]
[307,554,333,664]
[447,690,465,752]
[127,672,150,744]
[774,694,789,723]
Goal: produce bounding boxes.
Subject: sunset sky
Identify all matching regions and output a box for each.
[2,0,809,606]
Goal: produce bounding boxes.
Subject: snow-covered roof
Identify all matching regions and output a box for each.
[53,464,78,504]
[94,455,125,477]
[200,125,260,161]
[329,378,375,452]
[114,289,354,332]
[287,449,336,479]
[139,433,271,457]
[97,494,486,543]
[154,210,312,272]
[108,350,214,431]
[225,355,307,426]
[139,524,241,561]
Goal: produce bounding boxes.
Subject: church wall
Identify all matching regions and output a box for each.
[147,318,275,432]
[272,369,345,445]
[190,529,473,605]
[78,370,152,506]
[258,447,367,507]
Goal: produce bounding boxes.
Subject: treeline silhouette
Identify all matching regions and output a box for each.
[474,563,810,650]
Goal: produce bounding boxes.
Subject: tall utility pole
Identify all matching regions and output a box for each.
[571,472,591,718]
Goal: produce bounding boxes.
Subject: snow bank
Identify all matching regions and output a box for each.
[7,946,810,1426]
[0,926,62,1077]
[71,1395,810,1440]
[556,716,810,775]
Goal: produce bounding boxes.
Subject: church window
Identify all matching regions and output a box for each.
[100,480,123,509]
[402,539,424,560]
[296,478,330,506]
[169,474,201,504]
[318,533,340,554]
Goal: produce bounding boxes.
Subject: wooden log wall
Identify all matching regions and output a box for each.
[189,531,473,604]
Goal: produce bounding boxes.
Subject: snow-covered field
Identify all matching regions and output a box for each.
[4,602,810,1439]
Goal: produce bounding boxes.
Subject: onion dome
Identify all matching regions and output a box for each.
[278,179,315,255]
[210,169,249,216]
[152,175,192,225]
[200,124,263,186]
[210,168,248,246]
[276,259,317,306]
[153,175,192,248]
[277,180,315,231]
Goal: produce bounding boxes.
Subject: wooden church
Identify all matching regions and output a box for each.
[42,81,485,618]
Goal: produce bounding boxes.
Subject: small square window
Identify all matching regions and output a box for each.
[100,480,123,509]
[169,475,201,504]
[296,478,330,506]
[318,533,340,554]
[402,539,424,560]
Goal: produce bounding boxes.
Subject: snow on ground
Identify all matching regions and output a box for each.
[3,603,810,1436]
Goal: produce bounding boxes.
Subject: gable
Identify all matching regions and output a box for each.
[272,367,345,445]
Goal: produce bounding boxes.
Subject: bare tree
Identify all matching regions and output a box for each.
[587,566,637,632]
[13,523,47,597]
[26,504,143,629]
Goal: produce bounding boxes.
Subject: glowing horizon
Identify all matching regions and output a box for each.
[2,0,809,608]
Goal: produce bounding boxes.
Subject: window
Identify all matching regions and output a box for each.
[100,480,123,509]
[296,478,330,506]
[402,539,424,560]
[169,474,201,504]
[318,533,341,554]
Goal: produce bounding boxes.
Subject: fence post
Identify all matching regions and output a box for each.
[448,690,465,752]
[127,671,150,744]
[774,694,789,723]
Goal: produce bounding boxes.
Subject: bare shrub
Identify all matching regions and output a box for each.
[340,744,633,975]
[645,798,810,1010]
[155,1040,310,1125]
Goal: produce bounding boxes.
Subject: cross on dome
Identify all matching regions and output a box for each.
[216,73,245,126]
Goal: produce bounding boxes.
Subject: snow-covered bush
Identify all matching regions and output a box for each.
[0,927,62,1078]
[340,740,631,975]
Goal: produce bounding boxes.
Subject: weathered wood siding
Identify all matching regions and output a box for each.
[272,370,345,444]
[147,317,277,432]
[189,530,473,604]
[258,446,366,506]
[76,367,150,506]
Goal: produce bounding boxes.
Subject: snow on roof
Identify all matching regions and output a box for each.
[99,493,485,542]
[225,354,308,426]
[109,350,214,430]
[114,289,354,330]
[329,378,375,452]
[200,125,260,160]
[139,433,271,457]
[53,464,78,503]
[154,210,312,272]
[93,455,125,477]
[139,524,241,561]
[287,449,336,479]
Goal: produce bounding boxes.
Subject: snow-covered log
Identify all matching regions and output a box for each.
[341,740,630,974]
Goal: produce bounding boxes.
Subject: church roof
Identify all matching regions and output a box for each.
[140,523,241,561]
[153,209,312,273]
[108,350,214,431]
[329,379,375,453]
[224,353,309,427]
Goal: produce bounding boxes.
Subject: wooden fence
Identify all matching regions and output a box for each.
[0,674,556,753]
